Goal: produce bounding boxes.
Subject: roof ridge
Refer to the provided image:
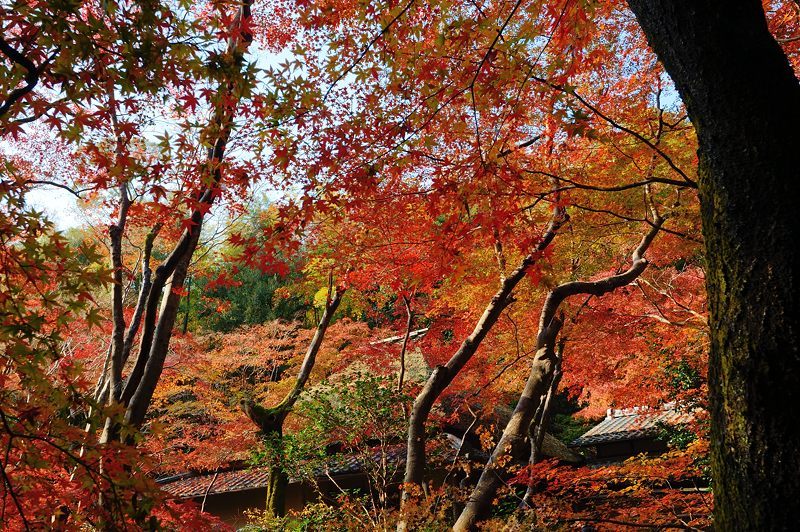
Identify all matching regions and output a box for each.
[606,401,680,419]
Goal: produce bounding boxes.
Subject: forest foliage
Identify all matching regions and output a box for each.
[2,0,797,530]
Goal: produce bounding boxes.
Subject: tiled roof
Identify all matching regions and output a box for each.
[571,403,693,447]
[159,445,409,499]
[160,467,274,499]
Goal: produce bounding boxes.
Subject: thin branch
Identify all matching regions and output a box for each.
[523,169,690,191]
[0,436,30,530]
[569,202,700,242]
[498,135,542,157]
[200,467,220,513]
[528,74,696,187]
[397,293,414,392]
[0,39,59,120]
[467,0,525,161]
[322,0,417,103]
[21,180,94,198]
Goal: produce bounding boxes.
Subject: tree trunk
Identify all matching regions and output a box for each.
[240,407,290,516]
[455,219,662,530]
[523,349,562,506]
[116,0,253,432]
[625,2,800,529]
[400,210,567,519]
[125,238,197,427]
[265,464,289,517]
[453,324,561,532]
[244,409,290,517]
[241,283,345,516]
[259,413,289,517]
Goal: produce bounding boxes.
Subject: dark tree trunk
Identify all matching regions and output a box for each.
[626,2,800,529]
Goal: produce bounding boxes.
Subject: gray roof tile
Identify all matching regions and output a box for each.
[571,404,693,447]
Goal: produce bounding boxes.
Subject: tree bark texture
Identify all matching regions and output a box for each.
[106,99,134,404]
[524,349,562,505]
[265,464,289,518]
[626,2,800,529]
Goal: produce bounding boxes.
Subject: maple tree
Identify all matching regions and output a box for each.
[239,279,346,516]
[144,315,373,468]
[0,131,224,531]
[455,214,664,529]
[264,4,702,530]
[3,0,796,529]
[108,0,256,440]
[269,0,796,528]
[9,0,264,438]
[1,0,262,526]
